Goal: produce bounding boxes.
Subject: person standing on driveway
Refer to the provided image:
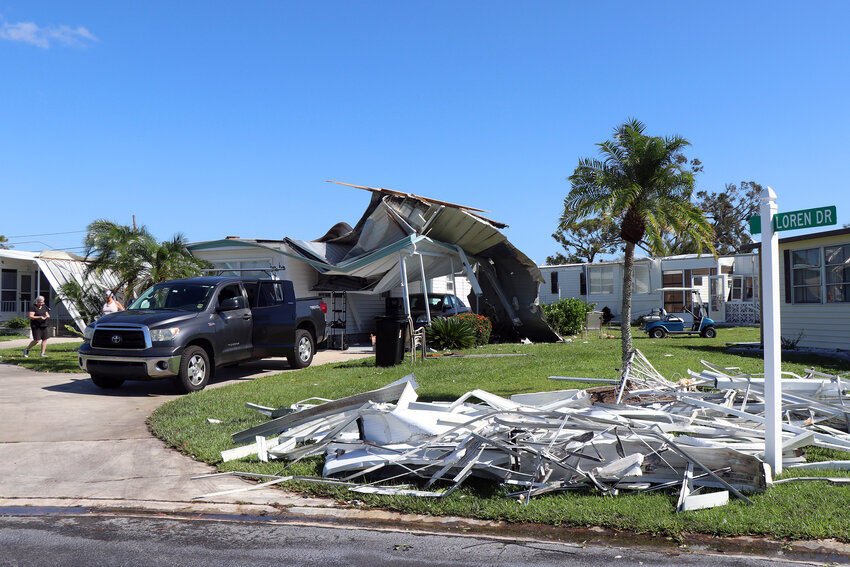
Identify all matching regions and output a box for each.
[24,296,50,358]
[101,290,124,317]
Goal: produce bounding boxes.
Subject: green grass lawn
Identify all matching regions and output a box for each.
[0,333,27,341]
[148,327,850,541]
[0,341,83,372]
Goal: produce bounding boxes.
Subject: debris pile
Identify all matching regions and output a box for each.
[205,350,850,511]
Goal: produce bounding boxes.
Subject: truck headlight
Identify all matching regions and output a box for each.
[84,325,95,340]
[150,327,180,342]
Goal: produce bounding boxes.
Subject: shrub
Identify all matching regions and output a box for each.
[425,316,477,350]
[541,297,596,336]
[4,316,29,330]
[453,313,492,346]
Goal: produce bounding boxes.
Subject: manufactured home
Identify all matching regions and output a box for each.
[771,227,850,351]
[0,249,119,333]
[539,253,760,326]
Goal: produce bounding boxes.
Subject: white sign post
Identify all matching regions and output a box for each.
[760,186,782,475]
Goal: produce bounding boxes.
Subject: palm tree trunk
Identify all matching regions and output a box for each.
[621,241,635,366]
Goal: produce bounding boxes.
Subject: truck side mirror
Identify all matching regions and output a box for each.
[218,297,241,311]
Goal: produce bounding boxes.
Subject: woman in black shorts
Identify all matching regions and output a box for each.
[24,296,50,358]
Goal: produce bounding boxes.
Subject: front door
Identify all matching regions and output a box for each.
[20,274,32,314]
[709,275,725,322]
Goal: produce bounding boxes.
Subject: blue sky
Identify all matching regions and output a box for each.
[2,1,848,264]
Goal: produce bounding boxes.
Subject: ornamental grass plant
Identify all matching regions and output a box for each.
[425,316,477,350]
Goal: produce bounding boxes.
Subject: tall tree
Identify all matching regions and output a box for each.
[548,216,620,264]
[564,119,715,366]
[84,220,208,299]
[0,235,10,249]
[653,181,761,256]
[696,181,761,254]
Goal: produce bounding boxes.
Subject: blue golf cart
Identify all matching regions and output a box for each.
[644,287,717,339]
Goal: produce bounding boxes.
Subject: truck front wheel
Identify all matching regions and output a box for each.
[287,329,315,369]
[90,374,125,389]
[701,327,717,339]
[176,346,210,393]
[649,327,667,339]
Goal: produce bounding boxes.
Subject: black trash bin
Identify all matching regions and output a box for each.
[375,316,407,367]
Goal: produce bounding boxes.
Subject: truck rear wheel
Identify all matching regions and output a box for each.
[649,327,667,339]
[176,346,210,393]
[90,374,125,389]
[287,329,314,369]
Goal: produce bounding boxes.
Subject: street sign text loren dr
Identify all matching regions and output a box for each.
[748,205,836,235]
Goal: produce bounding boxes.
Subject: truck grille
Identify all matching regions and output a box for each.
[92,328,148,349]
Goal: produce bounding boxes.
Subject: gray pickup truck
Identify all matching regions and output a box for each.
[78,277,327,393]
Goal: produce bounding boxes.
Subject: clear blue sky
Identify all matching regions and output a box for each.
[2,1,848,264]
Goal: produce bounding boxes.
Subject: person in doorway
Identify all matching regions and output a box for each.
[101,290,124,317]
[24,296,50,358]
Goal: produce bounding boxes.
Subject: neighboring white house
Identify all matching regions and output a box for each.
[771,227,850,351]
[539,253,760,326]
[0,249,120,332]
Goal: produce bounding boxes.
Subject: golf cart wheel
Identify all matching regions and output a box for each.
[649,327,667,339]
[176,345,210,393]
[90,374,125,389]
[701,327,717,339]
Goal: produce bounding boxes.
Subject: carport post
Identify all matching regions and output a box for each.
[418,253,431,324]
[398,253,411,317]
[760,186,782,475]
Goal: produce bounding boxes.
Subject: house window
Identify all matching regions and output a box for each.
[791,247,822,304]
[588,265,614,295]
[633,264,650,294]
[550,271,559,295]
[212,259,273,279]
[1,269,17,313]
[825,244,850,303]
[729,276,758,302]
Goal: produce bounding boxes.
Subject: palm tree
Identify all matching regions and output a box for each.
[84,219,153,296]
[83,220,208,300]
[134,233,209,293]
[564,119,715,366]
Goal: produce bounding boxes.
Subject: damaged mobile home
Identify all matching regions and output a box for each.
[189,182,558,344]
[206,351,850,512]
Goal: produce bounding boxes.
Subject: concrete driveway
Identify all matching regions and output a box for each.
[0,338,373,515]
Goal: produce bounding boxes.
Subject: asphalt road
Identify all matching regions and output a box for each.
[0,513,818,567]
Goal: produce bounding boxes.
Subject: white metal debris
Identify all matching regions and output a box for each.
[216,350,850,512]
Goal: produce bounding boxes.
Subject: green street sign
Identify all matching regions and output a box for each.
[749,205,837,235]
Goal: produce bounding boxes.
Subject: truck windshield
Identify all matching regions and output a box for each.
[128,283,216,312]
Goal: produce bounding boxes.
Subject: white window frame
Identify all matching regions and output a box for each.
[588,265,615,295]
[632,263,651,295]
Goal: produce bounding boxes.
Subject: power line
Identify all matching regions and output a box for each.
[6,230,87,238]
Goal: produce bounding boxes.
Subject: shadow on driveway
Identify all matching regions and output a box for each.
[40,357,300,397]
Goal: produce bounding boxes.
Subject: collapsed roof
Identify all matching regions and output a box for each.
[282,181,558,342]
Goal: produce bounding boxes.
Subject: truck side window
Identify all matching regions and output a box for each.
[256,282,285,308]
[218,284,246,309]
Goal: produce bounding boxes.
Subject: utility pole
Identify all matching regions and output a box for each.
[132,215,137,230]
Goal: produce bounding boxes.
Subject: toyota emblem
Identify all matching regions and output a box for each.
[111,335,122,344]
